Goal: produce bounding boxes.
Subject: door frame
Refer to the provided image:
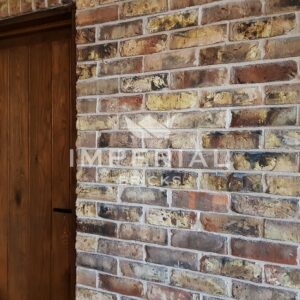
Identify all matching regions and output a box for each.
[0,5,77,299]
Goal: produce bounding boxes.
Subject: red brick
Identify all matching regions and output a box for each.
[100,96,143,113]
[99,57,142,76]
[265,37,300,59]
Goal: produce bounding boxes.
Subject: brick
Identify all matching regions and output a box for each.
[170,0,219,9]
[146,92,198,111]
[147,10,198,33]
[265,130,300,149]
[77,201,96,217]
[77,167,96,182]
[202,131,262,149]
[77,184,117,201]
[146,208,196,229]
[76,28,95,44]
[77,115,117,131]
[77,99,97,114]
[172,191,229,212]
[231,107,297,127]
[100,20,143,40]
[171,68,227,89]
[77,64,97,80]
[119,224,168,245]
[265,265,300,289]
[78,43,117,61]
[121,74,168,93]
[265,220,300,243]
[172,229,227,254]
[231,194,299,219]
[146,170,197,189]
[266,175,300,197]
[170,24,227,49]
[202,0,262,24]
[120,261,168,283]
[266,0,300,13]
[76,132,96,148]
[201,173,263,193]
[230,14,296,41]
[0,0,8,17]
[98,274,143,297]
[200,255,262,282]
[200,88,262,108]
[76,234,98,252]
[146,283,196,300]
[120,35,167,57]
[232,281,297,300]
[170,111,226,129]
[77,79,118,96]
[98,238,143,260]
[98,168,144,185]
[201,213,263,237]
[100,96,143,113]
[98,132,142,148]
[265,37,300,59]
[121,187,167,206]
[145,49,197,72]
[265,84,300,105]
[77,287,117,300]
[77,253,117,274]
[232,152,298,172]
[231,238,298,265]
[76,5,118,26]
[171,269,228,296]
[77,268,96,287]
[77,219,117,237]
[99,57,142,76]
[146,246,198,270]
[200,42,260,65]
[97,203,142,222]
[120,0,167,19]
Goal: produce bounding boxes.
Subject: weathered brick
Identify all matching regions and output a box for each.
[78,43,117,61]
[146,208,196,229]
[98,168,144,185]
[146,92,198,111]
[231,61,297,84]
[100,96,143,113]
[77,167,96,182]
[265,84,300,105]
[77,184,117,201]
[76,28,95,44]
[77,219,117,237]
[171,68,227,89]
[266,175,300,197]
[170,0,219,9]
[119,224,168,245]
[121,187,167,206]
[98,274,143,297]
[77,63,97,80]
[76,5,118,26]
[172,229,227,254]
[77,132,96,148]
[146,170,197,189]
[77,253,117,274]
[170,24,227,49]
[77,99,97,114]
[144,49,197,72]
[200,88,262,108]
[77,201,96,217]
[77,115,117,131]
[120,261,168,283]
[201,173,263,193]
[200,42,260,65]
[232,281,297,300]
[120,0,167,19]
[265,37,300,59]
[172,191,229,212]
[232,152,298,172]
[120,35,167,57]
[100,20,143,40]
[77,268,96,287]
[99,57,142,76]
[76,234,98,252]
[146,246,198,270]
[97,203,142,222]
[201,255,262,282]
[77,79,119,96]
[170,269,228,296]
[265,220,300,243]
[121,74,168,93]
[147,10,198,33]
[230,14,296,41]
[98,238,143,260]
[266,0,300,13]
[265,265,300,289]
[77,287,117,300]
[265,130,300,149]
[231,194,299,219]
[202,0,262,24]
[98,132,142,148]
[231,238,298,264]
[76,0,119,9]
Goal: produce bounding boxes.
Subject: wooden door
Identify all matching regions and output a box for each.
[0,17,75,300]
